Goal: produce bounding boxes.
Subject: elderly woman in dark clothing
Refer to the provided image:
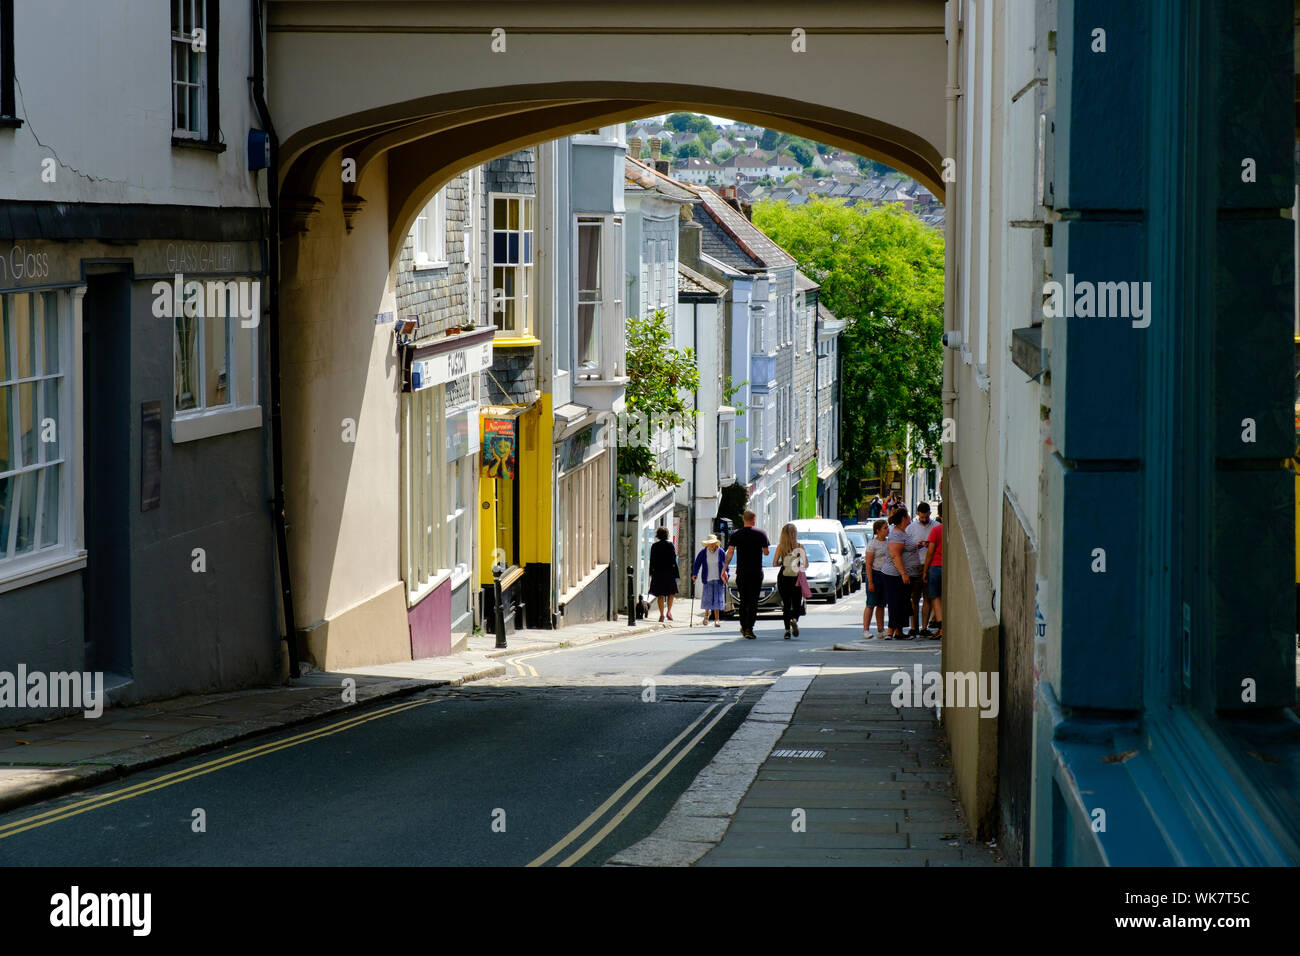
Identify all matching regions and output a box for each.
[648,526,680,622]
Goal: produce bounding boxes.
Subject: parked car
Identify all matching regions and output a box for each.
[843,526,870,590]
[798,539,839,602]
[722,548,782,617]
[792,518,853,597]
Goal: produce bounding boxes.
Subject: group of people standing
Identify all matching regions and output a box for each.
[862,501,943,640]
[647,500,944,643]
[646,510,809,640]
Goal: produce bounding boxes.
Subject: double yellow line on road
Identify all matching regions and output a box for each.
[528,685,746,867]
[0,697,432,840]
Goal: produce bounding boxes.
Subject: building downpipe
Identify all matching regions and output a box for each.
[251,0,299,680]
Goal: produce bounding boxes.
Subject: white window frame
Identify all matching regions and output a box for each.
[170,277,261,443]
[575,216,603,375]
[750,401,765,459]
[718,411,736,485]
[171,0,207,139]
[413,187,448,269]
[489,192,534,337]
[0,288,84,591]
[403,384,477,604]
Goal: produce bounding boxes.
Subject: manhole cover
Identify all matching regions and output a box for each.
[771,749,825,758]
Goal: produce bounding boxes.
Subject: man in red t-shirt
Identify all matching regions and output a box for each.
[922,505,943,639]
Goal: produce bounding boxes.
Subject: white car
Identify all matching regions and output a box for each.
[798,539,839,602]
[792,518,853,597]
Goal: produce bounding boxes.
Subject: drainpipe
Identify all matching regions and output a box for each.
[942,0,960,474]
[251,0,299,679]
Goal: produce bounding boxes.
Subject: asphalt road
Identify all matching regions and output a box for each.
[0,590,871,867]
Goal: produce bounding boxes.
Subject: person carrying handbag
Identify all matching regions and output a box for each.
[772,523,809,640]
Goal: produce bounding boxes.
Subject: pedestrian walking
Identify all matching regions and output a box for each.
[691,534,729,628]
[868,495,883,519]
[772,523,808,640]
[724,509,770,640]
[907,502,938,634]
[882,508,915,639]
[862,518,889,639]
[922,503,943,640]
[648,526,679,622]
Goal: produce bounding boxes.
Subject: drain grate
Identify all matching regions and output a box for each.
[771,749,825,758]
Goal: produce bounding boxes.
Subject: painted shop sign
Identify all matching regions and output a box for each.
[0,245,52,284]
[0,241,262,291]
[411,341,493,391]
[482,418,517,479]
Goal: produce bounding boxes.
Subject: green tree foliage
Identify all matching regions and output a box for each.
[618,310,702,500]
[676,141,706,159]
[786,140,813,167]
[665,112,696,132]
[759,127,781,150]
[752,198,945,512]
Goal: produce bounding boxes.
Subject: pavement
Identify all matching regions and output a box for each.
[0,617,669,814]
[610,634,1007,867]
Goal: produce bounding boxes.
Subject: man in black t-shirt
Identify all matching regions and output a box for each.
[724,509,770,639]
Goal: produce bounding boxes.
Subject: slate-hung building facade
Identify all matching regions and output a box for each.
[689,186,801,533]
[0,1,277,723]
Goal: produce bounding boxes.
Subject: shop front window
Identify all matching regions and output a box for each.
[0,290,73,579]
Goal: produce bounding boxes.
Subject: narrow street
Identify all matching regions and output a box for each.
[0,596,882,867]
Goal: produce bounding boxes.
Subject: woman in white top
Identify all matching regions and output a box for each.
[862,519,889,639]
[772,523,808,640]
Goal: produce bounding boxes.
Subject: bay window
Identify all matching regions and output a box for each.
[576,218,602,371]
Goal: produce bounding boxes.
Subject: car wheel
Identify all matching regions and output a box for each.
[828,590,837,604]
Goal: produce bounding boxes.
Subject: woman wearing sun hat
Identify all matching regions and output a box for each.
[691,534,729,628]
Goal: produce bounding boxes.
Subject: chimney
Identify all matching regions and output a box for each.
[628,136,642,158]
[678,220,703,270]
[655,159,670,175]
[649,137,661,162]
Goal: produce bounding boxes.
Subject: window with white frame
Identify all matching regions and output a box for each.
[171,0,216,142]
[576,218,602,371]
[402,384,476,602]
[718,413,735,483]
[172,280,259,434]
[804,384,813,444]
[490,193,534,336]
[750,401,765,459]
[0,290,73,579]
[806,304,814,352]
[413,187,447,268]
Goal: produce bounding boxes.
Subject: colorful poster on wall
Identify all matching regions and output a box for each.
[482,418,517,479]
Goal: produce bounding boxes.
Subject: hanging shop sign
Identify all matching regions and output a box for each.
[411,340,494,391]
[482,418,518,479]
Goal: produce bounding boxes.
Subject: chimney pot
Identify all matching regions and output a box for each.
[649,137,661,161]
[629,136,643,158]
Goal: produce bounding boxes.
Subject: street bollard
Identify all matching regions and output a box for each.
[492,563,508,649]
[627,564,636,626]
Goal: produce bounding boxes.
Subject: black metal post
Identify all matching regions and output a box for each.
[627,563,636,626]
[493,564,508,649]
